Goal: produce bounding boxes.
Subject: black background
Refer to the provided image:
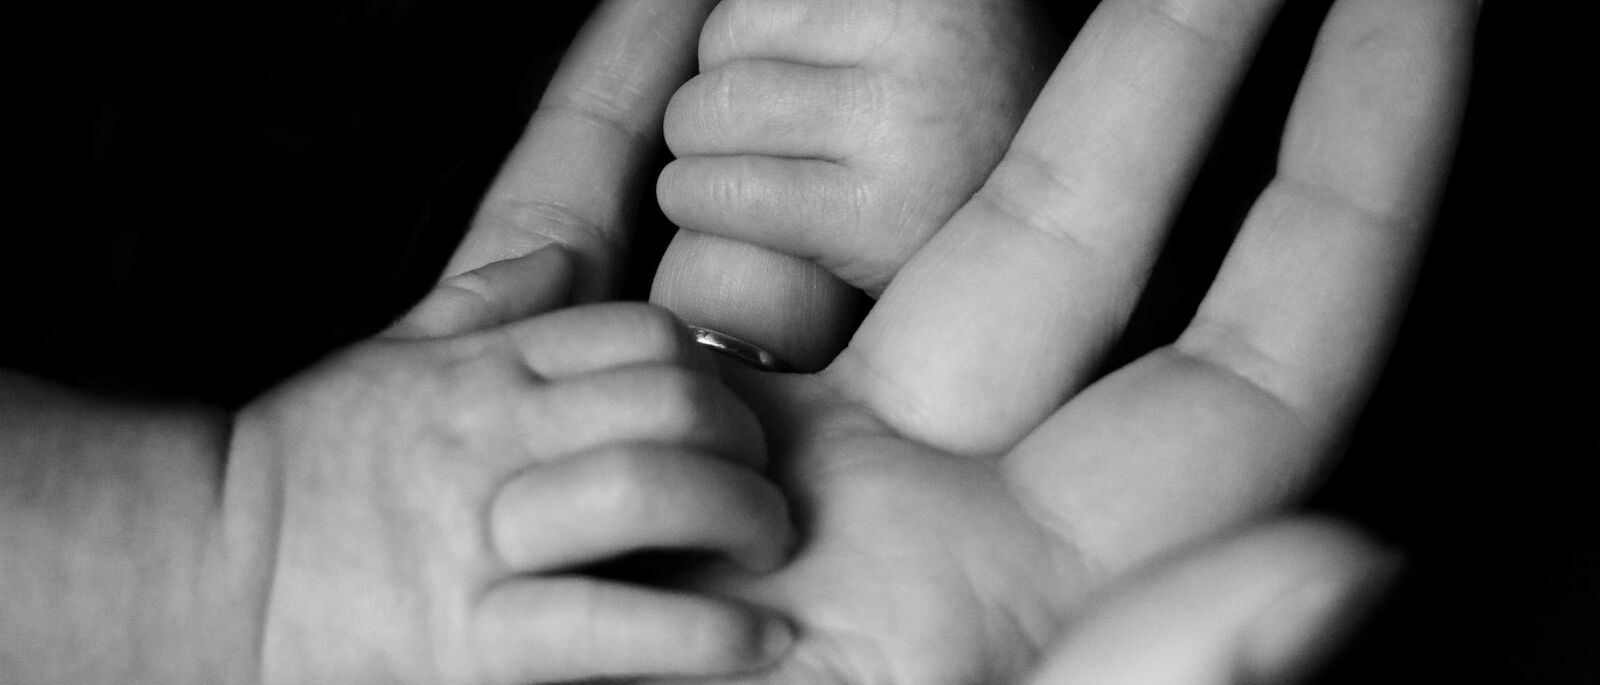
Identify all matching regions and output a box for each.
[8,1,1593,682]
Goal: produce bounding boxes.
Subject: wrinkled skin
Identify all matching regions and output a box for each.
[631,0,1479,682]
[651,0,1066,369]
[431,0,1476,682]
[652,367,1088,684]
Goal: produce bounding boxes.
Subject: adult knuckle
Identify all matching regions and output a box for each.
[1136,0,1241,48]
[973,150,1102,259]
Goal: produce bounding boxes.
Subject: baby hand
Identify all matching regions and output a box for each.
[225,252,795,684]
[651,0,1064,367]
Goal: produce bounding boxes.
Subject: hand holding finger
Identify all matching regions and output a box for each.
[651,0,1061,371]
[600,2,1480,684]
[521,362,768,464]
[501,302,715,379]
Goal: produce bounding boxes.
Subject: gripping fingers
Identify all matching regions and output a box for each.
[657,156,884,283]
[698,0,895,69]
[489,445,795,573]
[504,302,714,379]
[651,232,865,372]
[524,364,769,467]
[653,56,885,369]
[666,60,881,161]
[472,576,794,683]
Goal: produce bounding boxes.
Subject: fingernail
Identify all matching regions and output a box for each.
[759,616,797,661]
[1239,553,1403,683]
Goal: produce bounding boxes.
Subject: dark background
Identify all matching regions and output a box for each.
[8,1,1593,682]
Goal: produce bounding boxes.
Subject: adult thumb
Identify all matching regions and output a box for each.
[1024,517,1400,685]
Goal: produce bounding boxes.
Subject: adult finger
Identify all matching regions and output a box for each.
[388,245,574,339]
[650,232,863,372]
[1003,0,1477,571]
[489,444,794,573]
[446,0,718,302]
[472,576,793,683]
[649,1,897,372]
[524,364,768,467]
[502,302,713,379]
[832,0,1288,455]
[1023,518,1399,685]
[658,155,905,290]
[1173,0,1478,436]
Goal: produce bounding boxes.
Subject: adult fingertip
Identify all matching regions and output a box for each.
[1236,541,1403,684]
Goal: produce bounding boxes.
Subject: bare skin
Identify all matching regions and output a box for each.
[0,0,1468,682]
[649,0,1065,370]
[3,3,803,683]
[1025,517,1400,685]
[612,0,1478,682]
[238,251,796,684]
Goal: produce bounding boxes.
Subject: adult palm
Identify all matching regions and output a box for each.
[640,0,1477,682]
[439,0,1474,682]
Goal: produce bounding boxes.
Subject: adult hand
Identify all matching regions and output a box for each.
[1022,518,1399,685]
[444,0,718,303]
[640,0,1476,682]
[650,0,1064,370]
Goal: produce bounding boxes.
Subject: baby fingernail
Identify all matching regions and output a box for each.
[760,617,797,660]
